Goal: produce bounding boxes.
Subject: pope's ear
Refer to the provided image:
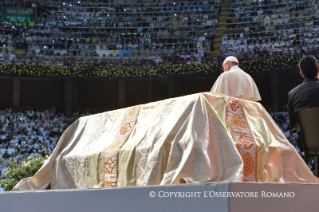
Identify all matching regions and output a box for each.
[299,70,305,78]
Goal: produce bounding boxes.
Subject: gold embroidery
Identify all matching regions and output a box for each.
[231,115,246,131]
[105,158,115,174]
[242,153,254,177]
[224,96,257,182]
[106,179,113,187]
[120,122,133,135]
[109,140,123,152]
[103,105,141,187]
[103,105,140,187]
[128,106,138,117]
[238,135,254,149]
[228,98,240,112]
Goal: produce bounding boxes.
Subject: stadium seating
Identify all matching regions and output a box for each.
[0,0,221,64]
[217,0,319,59]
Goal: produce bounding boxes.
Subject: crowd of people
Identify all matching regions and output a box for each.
[0,0,318,64]
[0,106,92,187]
[0,0,220,65]
[0,0,319,64]
[220,0,319,59]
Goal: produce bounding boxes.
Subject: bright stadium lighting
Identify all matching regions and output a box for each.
[78,1,80,3]
[197,19,199,21]
[173,2,176,4]
[64,16,66,18]
[63,2,65,5]
[84,19,87,21]
[107,14,109,17]
[70,4,72,6]
[174,13,177,16]
[124,9,126,11]
[12,26,15,28]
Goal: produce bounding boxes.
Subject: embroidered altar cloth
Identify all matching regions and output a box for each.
[13,93,319,191]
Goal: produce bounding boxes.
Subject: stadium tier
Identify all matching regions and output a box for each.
[0,0,221,64]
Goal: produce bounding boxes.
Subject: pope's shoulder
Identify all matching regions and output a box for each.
[221,67,248,76]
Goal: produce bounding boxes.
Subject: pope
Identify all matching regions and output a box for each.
[210,56,261,101]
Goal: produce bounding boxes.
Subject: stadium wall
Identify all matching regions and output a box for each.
[0,77,13,108]
[0,71,303,114]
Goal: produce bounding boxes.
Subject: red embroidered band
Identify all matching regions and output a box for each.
[224,96,257,182]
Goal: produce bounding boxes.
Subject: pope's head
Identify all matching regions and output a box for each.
[222,56,239,72]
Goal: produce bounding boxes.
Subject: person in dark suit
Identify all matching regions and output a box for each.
[288,55,319,151]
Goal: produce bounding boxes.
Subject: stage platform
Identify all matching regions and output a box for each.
[1,182,318,212]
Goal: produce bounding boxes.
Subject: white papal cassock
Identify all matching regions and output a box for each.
[210,66,262,102]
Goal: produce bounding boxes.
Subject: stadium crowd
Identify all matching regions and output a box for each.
[0,106,92,189]
[0,0,318,65]
[0,0,317,64]
[221,0,319,59]
[0,0,220,65]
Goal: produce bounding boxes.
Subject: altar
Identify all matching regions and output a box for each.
[2,182,319,212]
[12,92,319,191]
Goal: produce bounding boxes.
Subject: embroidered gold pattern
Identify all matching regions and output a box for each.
[106,179,113,187]
[242,153,254,176]
[104,105,140,187]
[120,122,133,135]
[128,106,138,117]
[224,96,257,182]
[231,115,246,131]
[109,139,123,152]
[228,98,240,112]
[238,135,254,149]
[105,158,115,174]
